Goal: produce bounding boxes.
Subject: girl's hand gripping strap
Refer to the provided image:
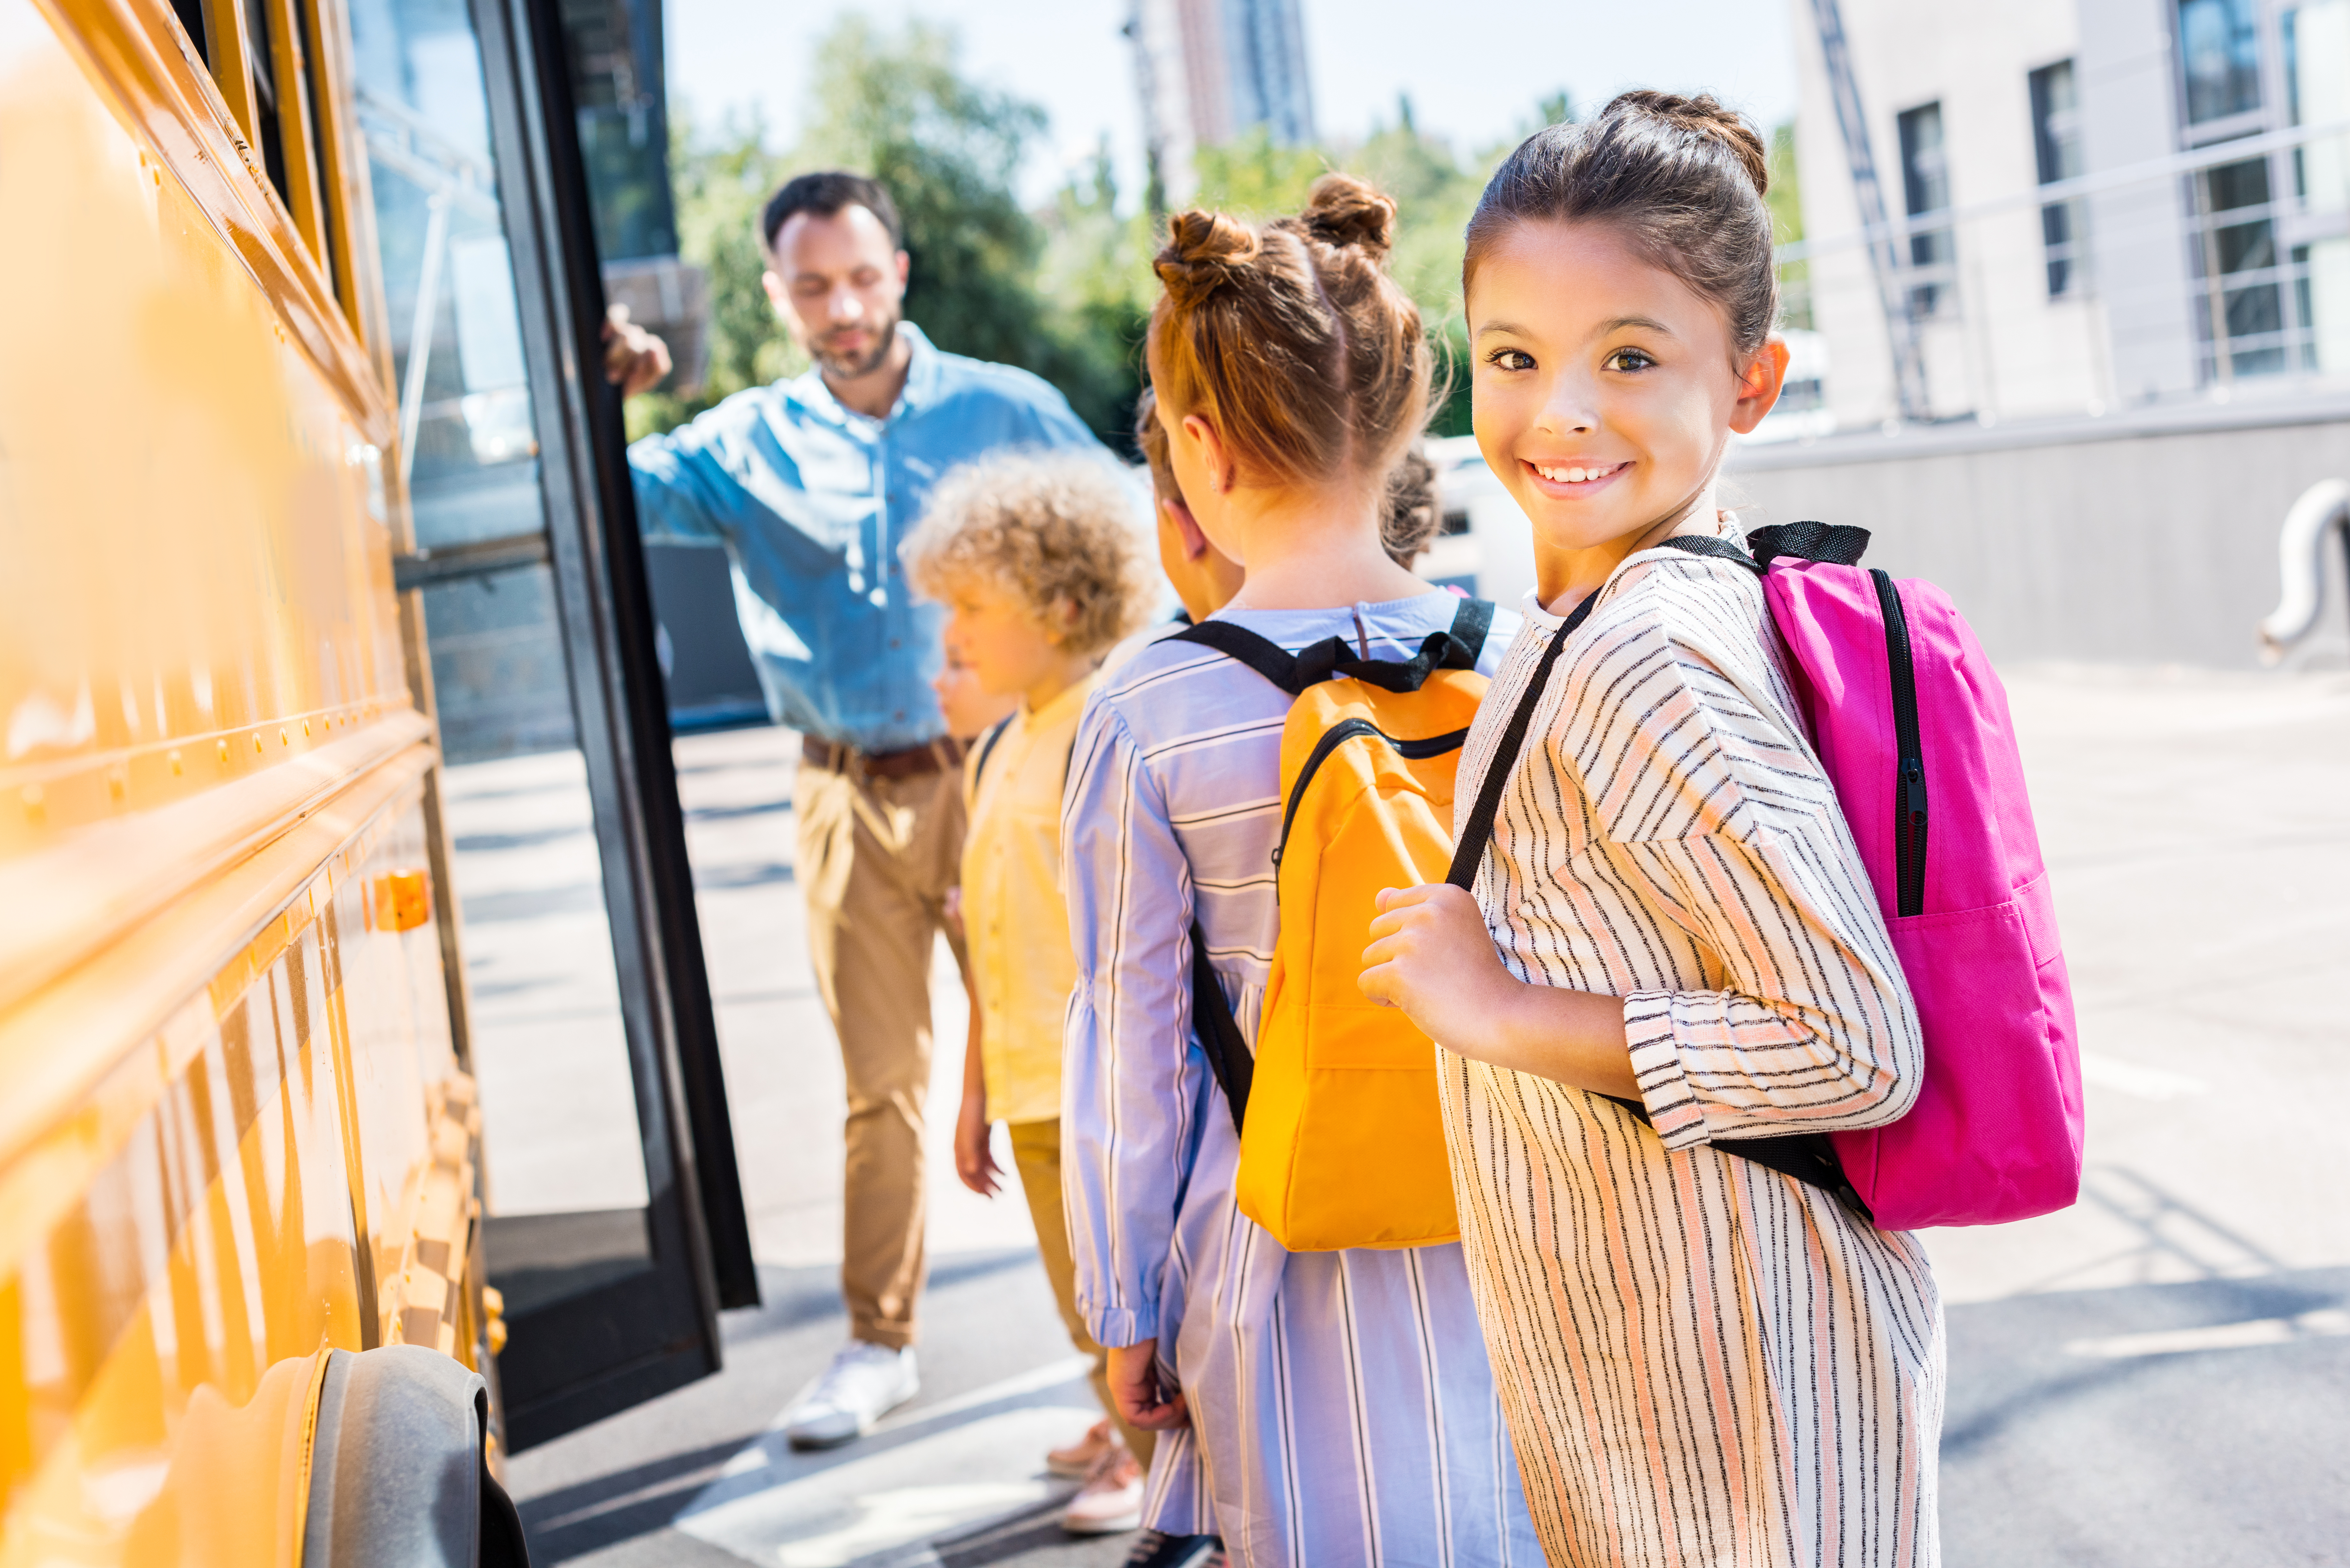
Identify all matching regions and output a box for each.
[1439,564,1873,1220]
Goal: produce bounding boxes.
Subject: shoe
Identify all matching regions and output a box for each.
[1047,1418,1117,1479]
[1119,1531,1221,1568]
[1060,1445,1144,1535]
[782,1341,918,1450]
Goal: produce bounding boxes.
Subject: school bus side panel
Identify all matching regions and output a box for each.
[0,0,478,1560]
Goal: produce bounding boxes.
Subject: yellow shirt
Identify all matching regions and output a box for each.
[961,674,1093,1125]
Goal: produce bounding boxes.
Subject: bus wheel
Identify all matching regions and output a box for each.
[301,1345,531,1566]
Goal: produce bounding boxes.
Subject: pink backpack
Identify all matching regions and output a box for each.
[1450,523,2083,1229]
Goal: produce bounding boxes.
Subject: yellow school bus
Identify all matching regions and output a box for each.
[0,0,752,1558]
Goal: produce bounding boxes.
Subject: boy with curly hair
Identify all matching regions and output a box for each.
[901,450,1156,1537]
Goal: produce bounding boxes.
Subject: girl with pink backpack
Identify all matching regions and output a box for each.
[1362,92,2078,1565]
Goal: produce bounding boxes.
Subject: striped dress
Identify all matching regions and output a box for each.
[1062,592,1544,1567]
[1439,538,1944,1567]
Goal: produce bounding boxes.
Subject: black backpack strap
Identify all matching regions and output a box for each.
[1597,1094,1870,1219]
[1746,521,1870,568]
[968,713,1014,789]
[1660,523,1874,575]
[1445,596,1495,667]
[1172,620,1305,695]
[1189,920,1254,1132]
[1178,599,1498,698]
[1438,583,1874,1222]
[1658,535,1765,575]
[1445,590,1604,888]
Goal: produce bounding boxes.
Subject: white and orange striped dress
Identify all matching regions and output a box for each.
[1439,534,1944,1567]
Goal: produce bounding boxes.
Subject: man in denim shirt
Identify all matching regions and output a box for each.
[605,172,1106,1449]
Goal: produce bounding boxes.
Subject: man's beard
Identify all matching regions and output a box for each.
[812,311,901,381]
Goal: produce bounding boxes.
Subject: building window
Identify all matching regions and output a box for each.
[2179,0,2263,124]
[2030,61,2087,298]
[2196,156,2287,374]
[1898,101,1954,317]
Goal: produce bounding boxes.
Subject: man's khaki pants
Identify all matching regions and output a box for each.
[795,753,965,1350]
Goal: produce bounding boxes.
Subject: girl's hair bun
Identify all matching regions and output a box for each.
[1614,89,1770,199]
[1297,172,1396,259]
[1156,208,1260,306]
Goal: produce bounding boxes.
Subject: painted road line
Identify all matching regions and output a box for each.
[2065,1307,2350,1359]
[677,1403,1100,1567]
[718,1353,1099,1480]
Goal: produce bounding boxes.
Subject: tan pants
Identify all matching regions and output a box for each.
[1007,1118,1157,1471]
[795,754,966,1350]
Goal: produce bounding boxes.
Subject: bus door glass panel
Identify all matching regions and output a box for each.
[352,0,652,1310]
[345,0,742,1446]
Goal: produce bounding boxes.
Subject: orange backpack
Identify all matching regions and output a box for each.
[1177,600,1493,1251]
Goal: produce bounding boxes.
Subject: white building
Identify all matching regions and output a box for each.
[1128,0,1317,207]
[1784,0,2350,429]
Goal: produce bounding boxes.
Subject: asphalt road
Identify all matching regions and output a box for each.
[499,666,2350,1567]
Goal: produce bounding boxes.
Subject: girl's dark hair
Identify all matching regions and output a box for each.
[1380,444,1441,566]
[1148,173,1430,489]
[1463,91,1778,358]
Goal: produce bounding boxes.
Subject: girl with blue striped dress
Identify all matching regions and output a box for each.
[1059,174,1543,1568]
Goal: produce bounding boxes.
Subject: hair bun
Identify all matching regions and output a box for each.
[1156,209,1260,306]
[1609,89,1769,199]
[1296,173,1396,259]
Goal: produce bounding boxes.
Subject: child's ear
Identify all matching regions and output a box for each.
[1728,338,1791,435]
[1181,412,1236,494]
[1163,499,1212,562]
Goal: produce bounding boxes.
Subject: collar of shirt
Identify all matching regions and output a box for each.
[1023,674,1093,733]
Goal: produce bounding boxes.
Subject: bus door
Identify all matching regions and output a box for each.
[351,0,756,1451]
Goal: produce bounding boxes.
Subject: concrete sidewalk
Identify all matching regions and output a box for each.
[504,666,2350,1566]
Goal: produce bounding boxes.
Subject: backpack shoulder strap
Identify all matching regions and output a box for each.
[1658,534,1765,575]
[1176,599,1497,698]
[1445,596,1496,667]
[969,713,1014,791]
[1171,620,1305,696]
[1189,920,1254,1133]
[1746,521,1870,568]
[1658,523,1875,574]
[1445,590,1603,888]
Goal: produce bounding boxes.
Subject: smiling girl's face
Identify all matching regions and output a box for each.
[1468,219,1785,608]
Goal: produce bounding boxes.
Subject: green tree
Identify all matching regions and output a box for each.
[632,18,1144,446]
[625,107,804,442]
[1767,120,1809,329]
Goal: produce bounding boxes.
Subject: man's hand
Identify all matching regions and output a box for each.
[602,303,672,397]
[1104,1340,1189,1431]
[1359,883,1517,1049]
[953,1090,1002,1197]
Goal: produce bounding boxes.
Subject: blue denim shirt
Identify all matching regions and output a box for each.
[626,322,1106,751]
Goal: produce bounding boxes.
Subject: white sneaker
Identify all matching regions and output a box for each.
[783,1341,919,1450]
[1060,1444,1144,1535]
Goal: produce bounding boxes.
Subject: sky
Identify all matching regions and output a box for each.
[663,0,1802,207]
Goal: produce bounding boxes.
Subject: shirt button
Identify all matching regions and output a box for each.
[889,639,901,650]
[893,710,906,721]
